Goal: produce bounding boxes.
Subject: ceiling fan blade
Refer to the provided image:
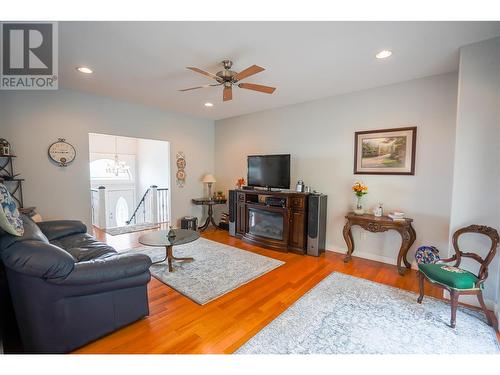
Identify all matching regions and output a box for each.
[233,65,265,82]
[238,83,276,94]
[186,67,221,81]
[178,83,221,92]
[223,86,233,101]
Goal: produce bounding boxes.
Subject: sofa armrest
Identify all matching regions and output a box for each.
[37,220,87,241]
[1,240,75,279]
[47,253,152,285]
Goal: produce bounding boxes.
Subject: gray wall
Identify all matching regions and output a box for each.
[449,36,500,317]
[0,89,215,228]
[215,73,458,267]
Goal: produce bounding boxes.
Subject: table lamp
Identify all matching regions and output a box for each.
[202,174,216,198]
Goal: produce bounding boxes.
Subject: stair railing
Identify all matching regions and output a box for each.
[127,188,151,225]
[157,188,169,223]
[126,186,169,225]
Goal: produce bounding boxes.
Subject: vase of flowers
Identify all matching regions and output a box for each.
[236,177,246,189]
[352,182,368,215]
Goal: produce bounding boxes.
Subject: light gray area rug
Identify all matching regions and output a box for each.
[104,223,159,236]
[124,238,284,305]
[237,272,500,354]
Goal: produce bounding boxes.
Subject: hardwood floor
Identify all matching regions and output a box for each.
[75,227,496,353]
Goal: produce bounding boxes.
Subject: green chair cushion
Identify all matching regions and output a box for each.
[418,263,479,290]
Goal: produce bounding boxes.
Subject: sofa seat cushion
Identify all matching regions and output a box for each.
[418,263,480,290]
[0,184,24,236]
[50,233,117,262]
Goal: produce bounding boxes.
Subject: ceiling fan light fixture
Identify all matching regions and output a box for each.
[76,66,93,74]
[375,50,392,59]
[204,102,214,107]
[181,60,276,102]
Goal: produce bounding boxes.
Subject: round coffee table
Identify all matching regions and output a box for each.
[138,229,200,272]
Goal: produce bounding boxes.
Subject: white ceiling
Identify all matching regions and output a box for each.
[59,21,500,120]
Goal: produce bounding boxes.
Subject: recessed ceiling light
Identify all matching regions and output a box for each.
[375,50,392,59]
[76,66,93,74]
[204,102,214,107]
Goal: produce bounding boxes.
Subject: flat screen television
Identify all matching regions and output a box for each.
[247,154,291,189]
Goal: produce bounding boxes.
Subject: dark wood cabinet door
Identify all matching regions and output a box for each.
[236,203,245,234]
[289,211,305,250]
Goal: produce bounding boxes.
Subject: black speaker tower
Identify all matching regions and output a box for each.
[228,190,237,236]
[307,194,327,256]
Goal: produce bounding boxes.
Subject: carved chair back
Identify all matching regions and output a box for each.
[451,225,499,283]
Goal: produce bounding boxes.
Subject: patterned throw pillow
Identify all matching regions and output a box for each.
[415,246,440,264]
[0,183,24,236]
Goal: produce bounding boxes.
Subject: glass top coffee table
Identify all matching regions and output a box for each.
[138,229,200,272]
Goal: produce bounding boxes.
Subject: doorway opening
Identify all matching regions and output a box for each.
[88,133,170,234]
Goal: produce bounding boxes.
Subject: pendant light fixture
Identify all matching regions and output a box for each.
[105,136,130,176]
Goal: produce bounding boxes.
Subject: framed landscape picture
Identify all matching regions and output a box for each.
[354,126,417,175]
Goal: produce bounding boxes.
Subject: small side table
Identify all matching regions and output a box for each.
[138,229,200,272]
[342,212,416,276]
[191,198,227,231]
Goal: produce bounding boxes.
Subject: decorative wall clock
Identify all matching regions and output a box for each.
[48,138,76,167]
[176,151,186,187]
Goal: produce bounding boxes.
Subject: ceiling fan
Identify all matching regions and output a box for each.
[179,59,276,102]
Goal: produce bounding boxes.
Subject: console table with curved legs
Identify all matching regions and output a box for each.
[192,198,227,231]
[342,213,416,275]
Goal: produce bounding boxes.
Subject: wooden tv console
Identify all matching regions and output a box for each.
[233,189,309,254]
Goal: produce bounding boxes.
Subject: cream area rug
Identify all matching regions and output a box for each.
[104,223,159,236]
[237,272,500,354]
[123,237,284,305]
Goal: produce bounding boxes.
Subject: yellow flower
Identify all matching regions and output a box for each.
[352,182,368,196]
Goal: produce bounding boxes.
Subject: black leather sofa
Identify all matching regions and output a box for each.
[0,215,152,353]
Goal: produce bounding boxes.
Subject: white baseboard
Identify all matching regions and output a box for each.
[327,245,418,270]
[442,291,495,310]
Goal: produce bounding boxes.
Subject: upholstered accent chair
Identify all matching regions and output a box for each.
[417,225,499,331]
